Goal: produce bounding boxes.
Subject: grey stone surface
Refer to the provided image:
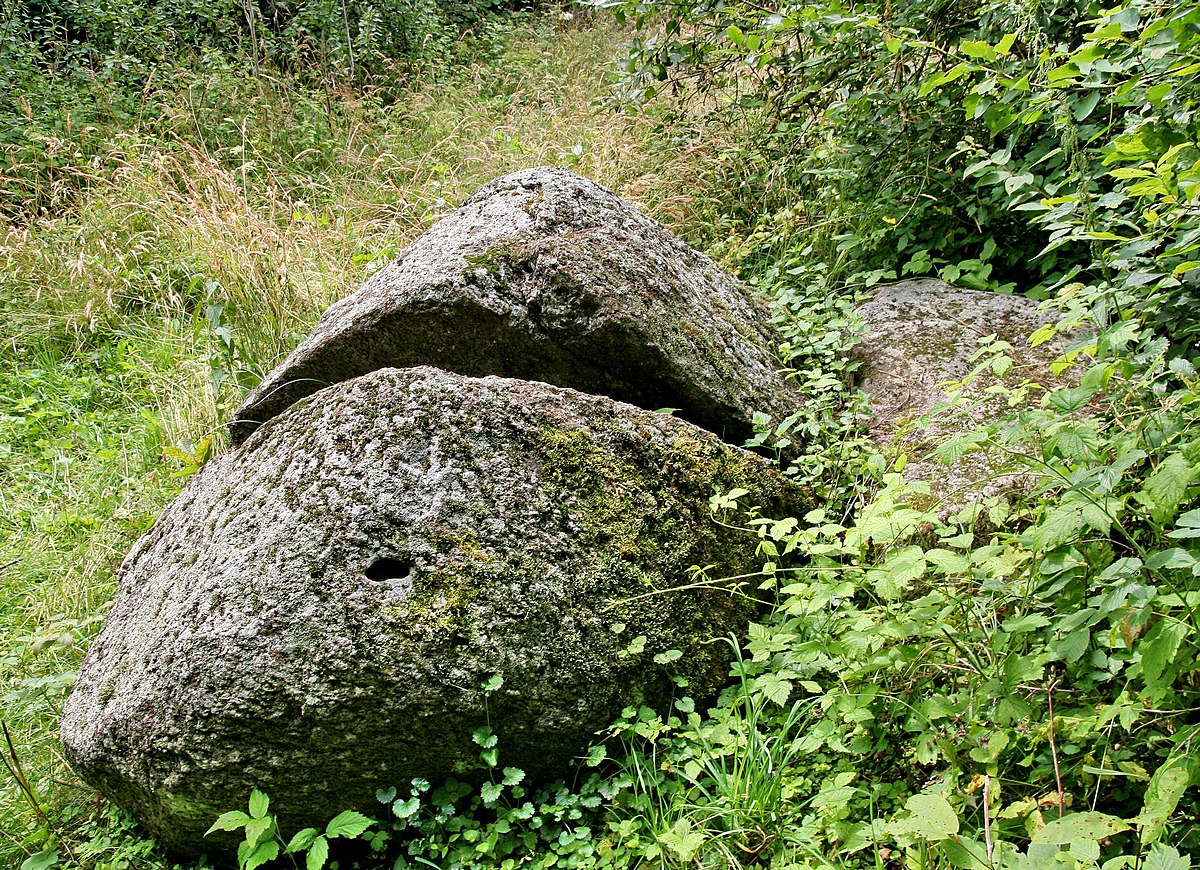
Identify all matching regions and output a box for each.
[62,367,802,853]
[855,279,1073,514]
[230,167,798,447]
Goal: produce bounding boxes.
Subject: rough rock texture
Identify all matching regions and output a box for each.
[62,367,802,854]
[855,279,1073,513]
[230,167,799,447]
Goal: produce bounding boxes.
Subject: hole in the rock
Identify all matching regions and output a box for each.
[364,556,414,582]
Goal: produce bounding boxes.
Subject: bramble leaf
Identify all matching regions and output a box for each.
[1031,811,1130,844]
[206,810,250,835]
[306,835,330,870]
[325,810,373,839]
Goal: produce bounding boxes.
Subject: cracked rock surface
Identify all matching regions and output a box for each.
[230,166,799,446]
[62,368,803,853]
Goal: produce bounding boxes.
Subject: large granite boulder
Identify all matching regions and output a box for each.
[230,167,799,447]
[855,279,1074,513]
[62,367,802,853]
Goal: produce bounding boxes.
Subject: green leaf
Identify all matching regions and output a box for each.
[869,545,927,599]
[245,814,274,848]
[472,726,498,748]
[1072,90,1101,122]
[242,839,280,870]
[206,810,251,835]
[1168,507,1200,539]
[286,828,320,853]
[895,794,960,841]
[918,62,971,97]
[306,836,330,870]
[481,782,504,804]
[20,850,60,870]
[392,797,420,819]
[325,810,373,839]
[1053,626,1091,663]
[248,788,270,820]
[959,39,991,59]
[501,767,526,786]
[1141,453,1194,524]
[754,672,793,706]
[1029,504,1086,551]
[1147,548,1195,571]
[1136,756,1198,845]
[940,838,989,870]
[1139,620,1187,690]
[661,819,705,862]
[1143,843,1191,870]
[1031,812,1130,845]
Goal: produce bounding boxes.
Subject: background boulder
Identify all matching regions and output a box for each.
[62,367,802,853]
[855,279,1076,513]
[230,167,799,446]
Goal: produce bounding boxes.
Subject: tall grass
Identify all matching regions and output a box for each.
[0,14,731,865]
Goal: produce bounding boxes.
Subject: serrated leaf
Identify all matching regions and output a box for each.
[1031,812,1130,845]
[661,819,705,861]
[1139,620,1187,690]
[895,794,960,840]
[1029,504,1086,551]
[376,786,397,804]
[245,814,274,848]
[502,767,526,786]
[286,827,320,853]
[1143,843,1191,870]
[1168,507,1200,539]
[1052,626,1091,663]
[754,672,793,706]
[248,788,270,819]
[1147,548,1195,571]
[392,797,420,819]
[869,545,927,599]
[1136,756,1198,845]
[1142,453,1194,524]
[306,835,330,870]
[472,726,498,748]
[481,781,504,804]
[206,810,250,835]
[325,810,372,839]
[243,839,280,870]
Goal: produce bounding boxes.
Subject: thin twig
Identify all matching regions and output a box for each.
[983,774,995,865]
[1047,676,1065,818]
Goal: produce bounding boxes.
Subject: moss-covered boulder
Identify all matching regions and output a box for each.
[61,367,802,854]
[230,167,800,446]
[855,279,1076,513]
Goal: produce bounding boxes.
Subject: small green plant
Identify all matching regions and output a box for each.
[206,788,374,870]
